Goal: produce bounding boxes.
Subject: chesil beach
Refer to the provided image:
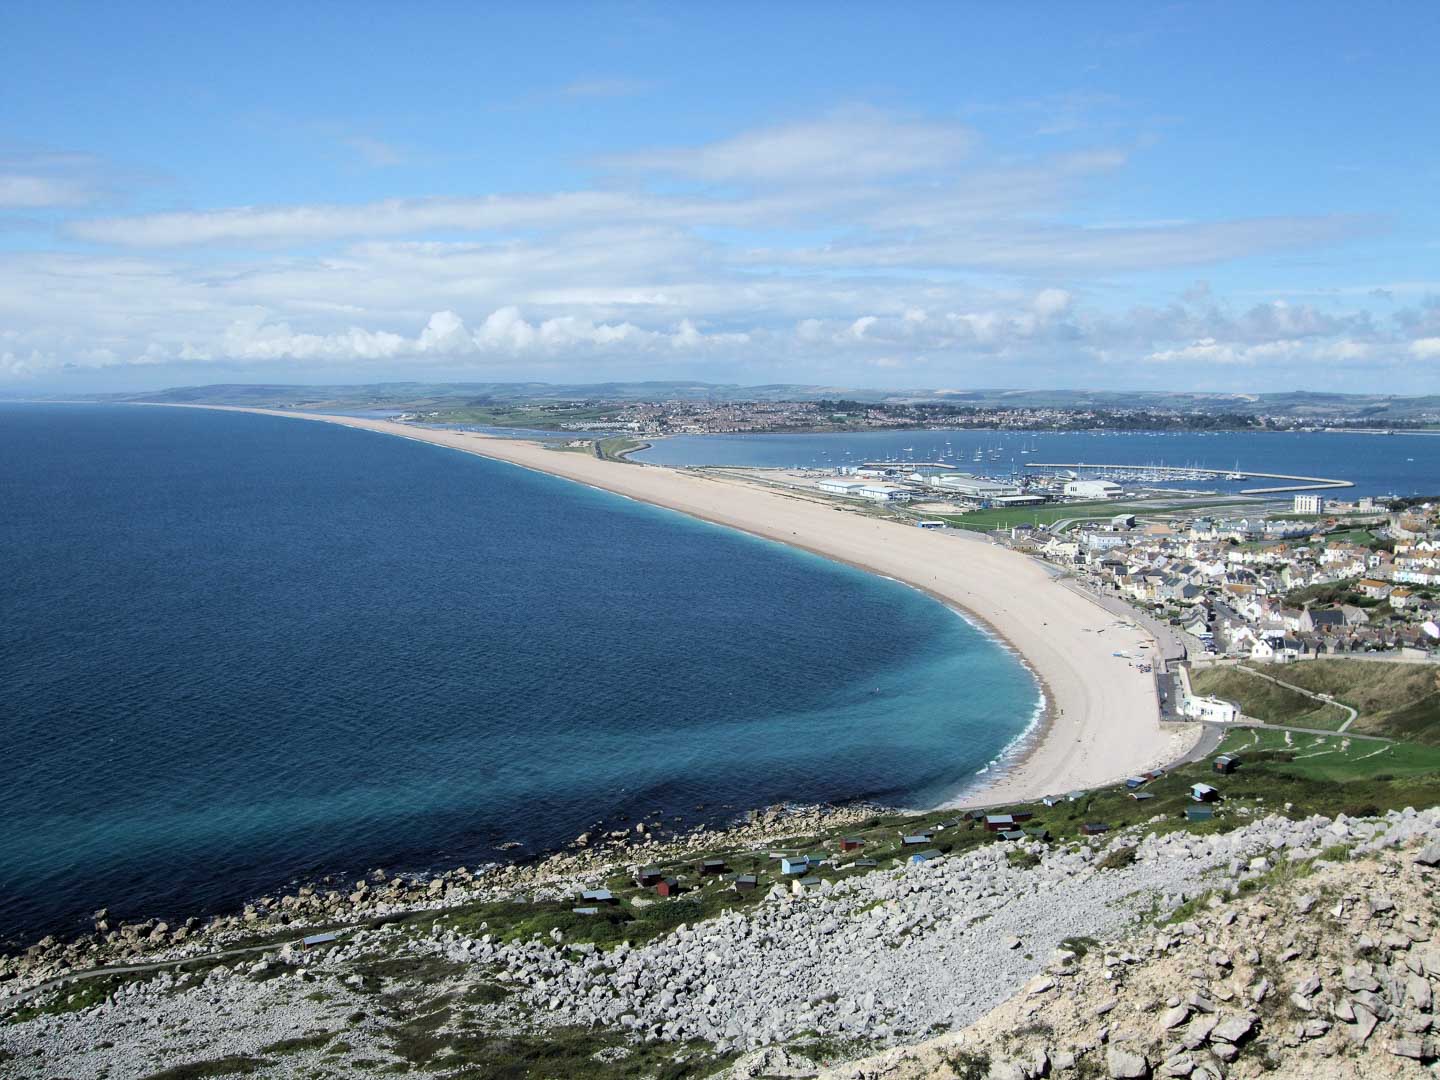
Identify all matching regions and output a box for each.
[179,404,1199,809]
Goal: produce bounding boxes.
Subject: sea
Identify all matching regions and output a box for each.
[0,404,1039,946]
[634,429,1440,499]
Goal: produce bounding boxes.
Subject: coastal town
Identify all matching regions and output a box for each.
[1012,496,1440,665]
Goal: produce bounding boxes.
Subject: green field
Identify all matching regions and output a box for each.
[1189,666,1352,730]
[1217,726,1440,783]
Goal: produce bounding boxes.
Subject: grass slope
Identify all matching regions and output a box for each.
[1244,660,1440,745]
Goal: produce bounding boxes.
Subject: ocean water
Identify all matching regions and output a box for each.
[0,404,1037,945]
[634,429,1440,499]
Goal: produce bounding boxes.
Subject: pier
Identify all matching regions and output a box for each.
[1026,463,1353,495]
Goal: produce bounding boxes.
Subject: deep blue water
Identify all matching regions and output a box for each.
[635,429,1440,498]
[0,404,1036,944]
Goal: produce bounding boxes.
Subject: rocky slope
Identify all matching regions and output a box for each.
[3,808,1438,1079]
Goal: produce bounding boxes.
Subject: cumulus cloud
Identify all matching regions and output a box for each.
[3,107,1428,389]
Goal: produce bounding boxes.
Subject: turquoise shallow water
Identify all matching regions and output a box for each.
[0,404,1037,944]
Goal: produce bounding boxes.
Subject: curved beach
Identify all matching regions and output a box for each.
[164,406,1200,805]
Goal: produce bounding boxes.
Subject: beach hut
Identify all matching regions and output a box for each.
[780,856,810,875]
[1213,754,1241,774]
[301,932,338,949]
[1081,822,1111,836]
[572,906,599,916]
[1125,776,1149,790]
[579,888,616,905]
[1041,795,1063,807]
[1023,826,1050,841]
[792,876,822,894]
[655,877,680,897]
[901,833,933,846]
[733,874,758,893]
[635,867,663,887]
[839,837,865,852]
[1129,791,1156,802]
[998,829,1026,842]
[696,858,727,876]
[849,858,878,868]
[1186,806,1215,823]
[1190,783,1220,803]
[1066,790,1087,803]
[983,815,1015,832]
[909,849,942,865]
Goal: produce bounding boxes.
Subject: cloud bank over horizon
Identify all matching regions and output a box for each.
[2,6,1436,392]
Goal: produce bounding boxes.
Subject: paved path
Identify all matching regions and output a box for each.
[1231,664,1359,733]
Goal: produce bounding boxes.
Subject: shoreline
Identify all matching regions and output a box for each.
[137,403,1198,808]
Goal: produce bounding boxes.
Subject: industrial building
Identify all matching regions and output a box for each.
[1063,479,1123,500]
[932,473,1022,499]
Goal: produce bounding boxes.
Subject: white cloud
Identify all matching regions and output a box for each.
[0,174,93,208]
[598,106,976,183]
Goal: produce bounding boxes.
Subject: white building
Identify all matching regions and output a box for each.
[817,479,864,496]
[1064,480,1123,500]
[931,473,1022,499]
[856,484,912,502]
[1293,494,1324,515]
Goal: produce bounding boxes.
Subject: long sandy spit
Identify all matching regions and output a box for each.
[161,406,1200,806]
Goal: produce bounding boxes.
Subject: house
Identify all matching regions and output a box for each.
[1190,783,1220,803]
[655,877,680,897]
[1300,607,1346,634]
[909,849,942,864]
[780,856,810,875]
[1358,578,1393,600]
[1213,754,1241,774]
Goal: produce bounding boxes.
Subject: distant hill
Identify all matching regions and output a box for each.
[15,381,1440,419]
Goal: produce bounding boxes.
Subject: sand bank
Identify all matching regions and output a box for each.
[160,406,1199,806]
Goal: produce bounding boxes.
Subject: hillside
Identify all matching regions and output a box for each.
[1263,661,1440,746]
[1190,660,1440,744]
[12,382,1440,418]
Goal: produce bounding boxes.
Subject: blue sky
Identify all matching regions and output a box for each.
[3,2,1438,392]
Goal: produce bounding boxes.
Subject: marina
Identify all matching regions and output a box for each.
[1027,462,1354,495]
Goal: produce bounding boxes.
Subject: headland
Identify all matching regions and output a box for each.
[148,404,1199,806]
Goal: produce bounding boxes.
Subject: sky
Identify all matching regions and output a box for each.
[2,2,1439,394]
